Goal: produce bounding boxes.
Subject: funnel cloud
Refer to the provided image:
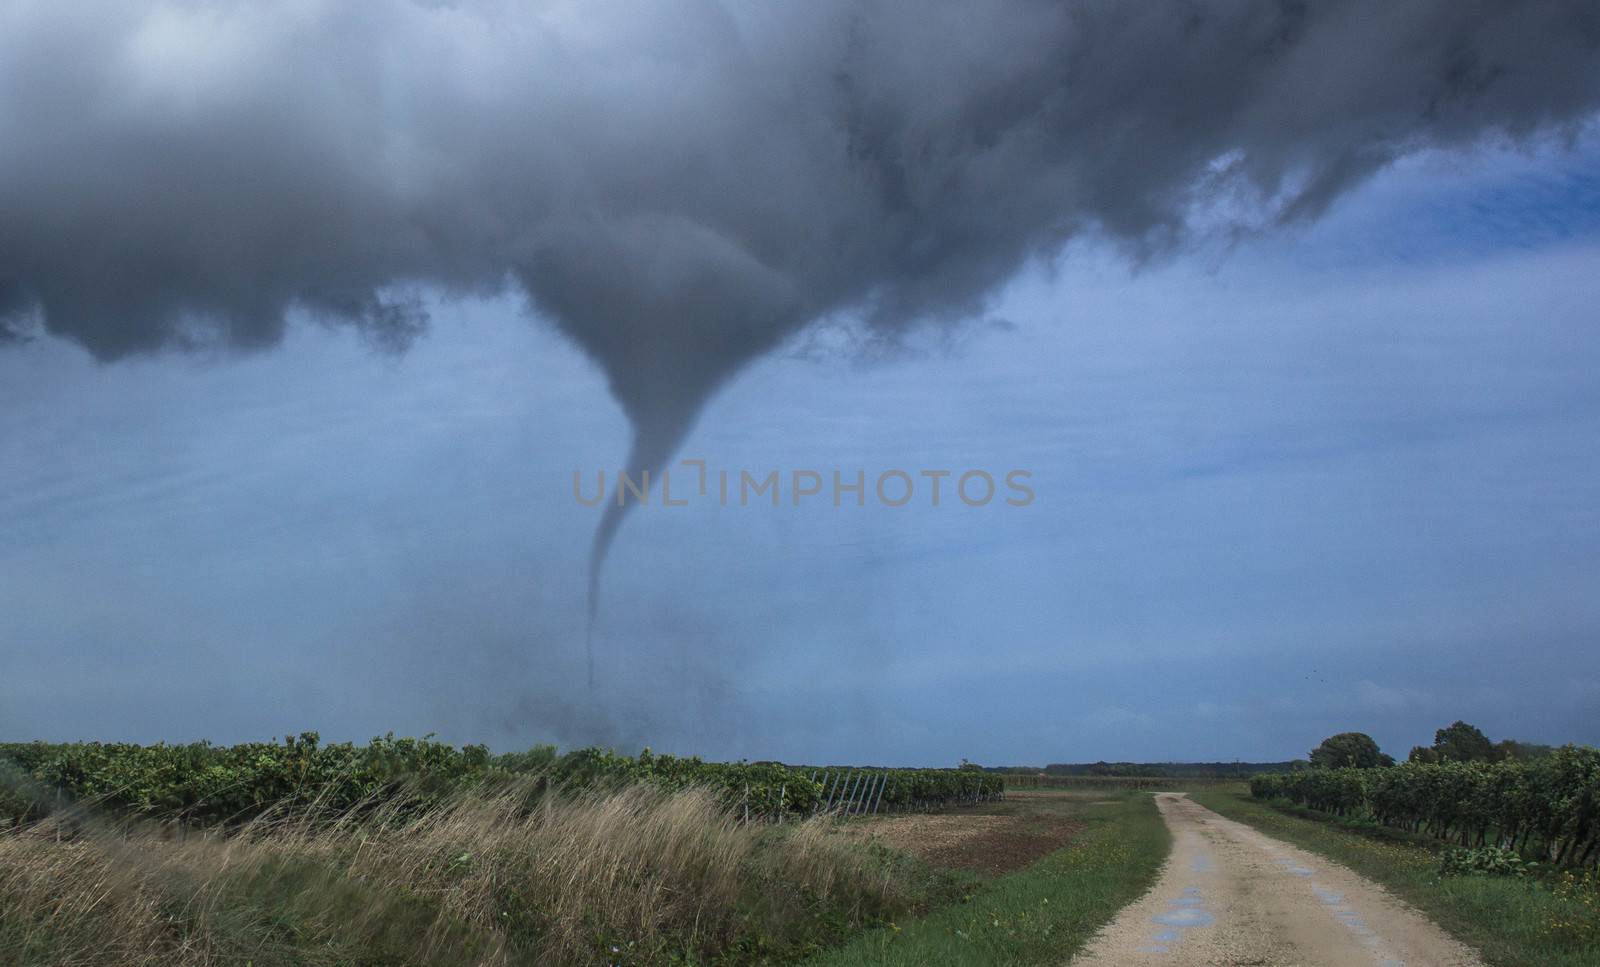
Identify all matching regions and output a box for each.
[3,1,1599,629]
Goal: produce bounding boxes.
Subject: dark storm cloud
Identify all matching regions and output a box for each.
[3,0,1599,584]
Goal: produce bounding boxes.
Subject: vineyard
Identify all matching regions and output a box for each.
[0,733,1002,830]
[1250,744,1600,869]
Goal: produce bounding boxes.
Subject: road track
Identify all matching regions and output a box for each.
[1074,793,1483,966]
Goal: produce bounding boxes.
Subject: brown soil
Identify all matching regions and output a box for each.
[842,794,1084,876]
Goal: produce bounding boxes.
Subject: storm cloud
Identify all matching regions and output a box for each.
[3,0,1600,599]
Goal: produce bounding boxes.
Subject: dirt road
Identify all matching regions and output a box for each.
[1074,793,1483,967]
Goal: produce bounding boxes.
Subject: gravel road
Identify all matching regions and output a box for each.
[1073,793,1484,966]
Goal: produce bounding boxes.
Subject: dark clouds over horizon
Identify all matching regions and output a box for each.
[3,2,1600,762]
[7,0,1600,581]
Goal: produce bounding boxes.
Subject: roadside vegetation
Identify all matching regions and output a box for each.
[1,773,975,966]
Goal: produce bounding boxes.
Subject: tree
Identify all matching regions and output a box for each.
[1494,739,1554,762]
[1408,745,1440,764]
[1429,721,1496,763]
[1309,732,1392,769]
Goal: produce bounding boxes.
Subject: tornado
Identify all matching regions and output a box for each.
[2,1,1597,682]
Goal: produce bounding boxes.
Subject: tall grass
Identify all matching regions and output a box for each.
[0,779,947,966]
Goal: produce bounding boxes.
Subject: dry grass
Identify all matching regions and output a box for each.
[0,780,937,966]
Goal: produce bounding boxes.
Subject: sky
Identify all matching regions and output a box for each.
[3,2,1600,765]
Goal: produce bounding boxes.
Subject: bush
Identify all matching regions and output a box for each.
[1439,846,1536,878]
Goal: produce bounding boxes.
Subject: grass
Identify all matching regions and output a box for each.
[0,780,968,966]
[1190,787,1600,967]
[804,791,1169,965]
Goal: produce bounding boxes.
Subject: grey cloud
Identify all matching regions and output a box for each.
[3,0,1599,602]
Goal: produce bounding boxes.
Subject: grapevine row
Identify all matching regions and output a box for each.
[0,734,1002,829]
[1250,745,1600,868]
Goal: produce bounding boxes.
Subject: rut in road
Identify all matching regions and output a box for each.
[1074,793,1483,967]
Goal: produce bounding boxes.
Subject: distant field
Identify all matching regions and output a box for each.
[1002,773,1250,790]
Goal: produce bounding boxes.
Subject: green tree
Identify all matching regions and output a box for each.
[1309,732,1392,769]
[1430,721,1496,763]
[1493,738,1554,761]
